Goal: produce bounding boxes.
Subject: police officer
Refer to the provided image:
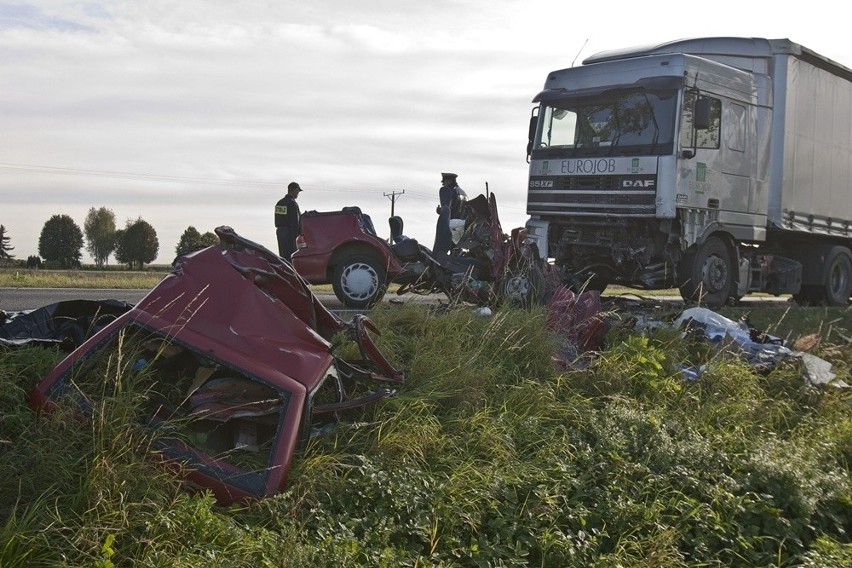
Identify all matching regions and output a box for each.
[275,181,302,259]
[433,172,464,255]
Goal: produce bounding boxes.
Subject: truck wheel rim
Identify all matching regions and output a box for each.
[342,263,379,301]
[702,255,728,293]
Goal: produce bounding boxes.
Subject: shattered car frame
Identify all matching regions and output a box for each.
[28,227,404,504]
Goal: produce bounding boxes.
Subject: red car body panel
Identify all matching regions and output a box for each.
[28,227,403,504]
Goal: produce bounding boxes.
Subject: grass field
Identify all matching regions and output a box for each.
[0,268,166,289]
[1,301,850,566]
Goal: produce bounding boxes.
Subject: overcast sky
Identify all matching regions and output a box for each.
[2,0,851,265]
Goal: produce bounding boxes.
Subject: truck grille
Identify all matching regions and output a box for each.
[527,175,656,217]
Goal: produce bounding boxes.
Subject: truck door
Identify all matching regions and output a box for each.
[679,91,758,229]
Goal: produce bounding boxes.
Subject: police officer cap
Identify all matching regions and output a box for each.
[441,172,458,180]
[287,181,302,192]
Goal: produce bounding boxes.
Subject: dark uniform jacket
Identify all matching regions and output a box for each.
[275,195,301,258]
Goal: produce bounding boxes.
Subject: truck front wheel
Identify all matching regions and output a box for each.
[332,255,387,309]
[678,236,734,310]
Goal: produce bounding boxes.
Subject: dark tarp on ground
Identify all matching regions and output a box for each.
[0,300,133,349]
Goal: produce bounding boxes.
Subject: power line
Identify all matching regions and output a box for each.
[0,162,425,195]
[383,189,404,216]
[0,161,529,212]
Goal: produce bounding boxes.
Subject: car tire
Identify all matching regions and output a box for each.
[500,263,545,308]
[332,255,387,309]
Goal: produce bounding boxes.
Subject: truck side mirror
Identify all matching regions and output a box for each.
[526,107,539,161]
[694,97,712,130]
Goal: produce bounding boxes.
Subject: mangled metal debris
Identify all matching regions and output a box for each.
[1,299,132,349]
[544,297,849,389]
[546,287,607,366]
[673,307,848,388]
[674,307,790,369]
[27,227,404,504]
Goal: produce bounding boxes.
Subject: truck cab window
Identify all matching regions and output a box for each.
[534,89,677,156]
[680,92,722,149]
[538,106,578,148]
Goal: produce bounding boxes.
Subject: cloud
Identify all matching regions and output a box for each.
[0,2,96,32]
[3,0,852,265]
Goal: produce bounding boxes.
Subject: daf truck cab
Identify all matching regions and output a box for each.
[525,38,852,308]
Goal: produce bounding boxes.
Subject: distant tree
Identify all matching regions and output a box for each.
[175,226,219,257]
[38,214,83,268]
[26,255,42,269]
[115,218,159,270]
[84,207,117,268]
[0,224,14,260]
[114,228,129,268]
[201,231,218,248]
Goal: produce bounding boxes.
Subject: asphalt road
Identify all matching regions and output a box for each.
[0,287,441,313]
[0,288,152,312]
[0,286,792,313]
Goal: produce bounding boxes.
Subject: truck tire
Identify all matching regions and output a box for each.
[500,264,545,308]
[332,254,387,309]
[821,246,852,306]
[678,235,734,310]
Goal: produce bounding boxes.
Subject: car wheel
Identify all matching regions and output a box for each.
[500,263,545,308]
[332,255,387,309]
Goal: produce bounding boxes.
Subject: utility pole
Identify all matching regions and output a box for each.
[384,189,405,217]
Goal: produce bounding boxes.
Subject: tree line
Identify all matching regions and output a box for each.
[0,207,218,269]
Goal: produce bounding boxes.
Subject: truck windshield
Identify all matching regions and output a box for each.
[534,88,677,156]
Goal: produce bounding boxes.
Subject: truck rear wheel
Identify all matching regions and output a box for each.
[793,246,852,306]
[678,236,734,310]
[332,254,387,309]
[822,246,852,306]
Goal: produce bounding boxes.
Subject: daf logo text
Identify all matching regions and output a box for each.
[622,180,655,189]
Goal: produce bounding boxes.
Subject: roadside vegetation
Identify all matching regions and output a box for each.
[1,301,850,566]
[0,268,166,289]
[1,212,220,272]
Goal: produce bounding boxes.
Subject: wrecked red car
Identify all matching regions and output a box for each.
[292,193,550,309]
[27,227,404,504]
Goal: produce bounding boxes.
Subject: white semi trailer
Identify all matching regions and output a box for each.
[524,37,852,308]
